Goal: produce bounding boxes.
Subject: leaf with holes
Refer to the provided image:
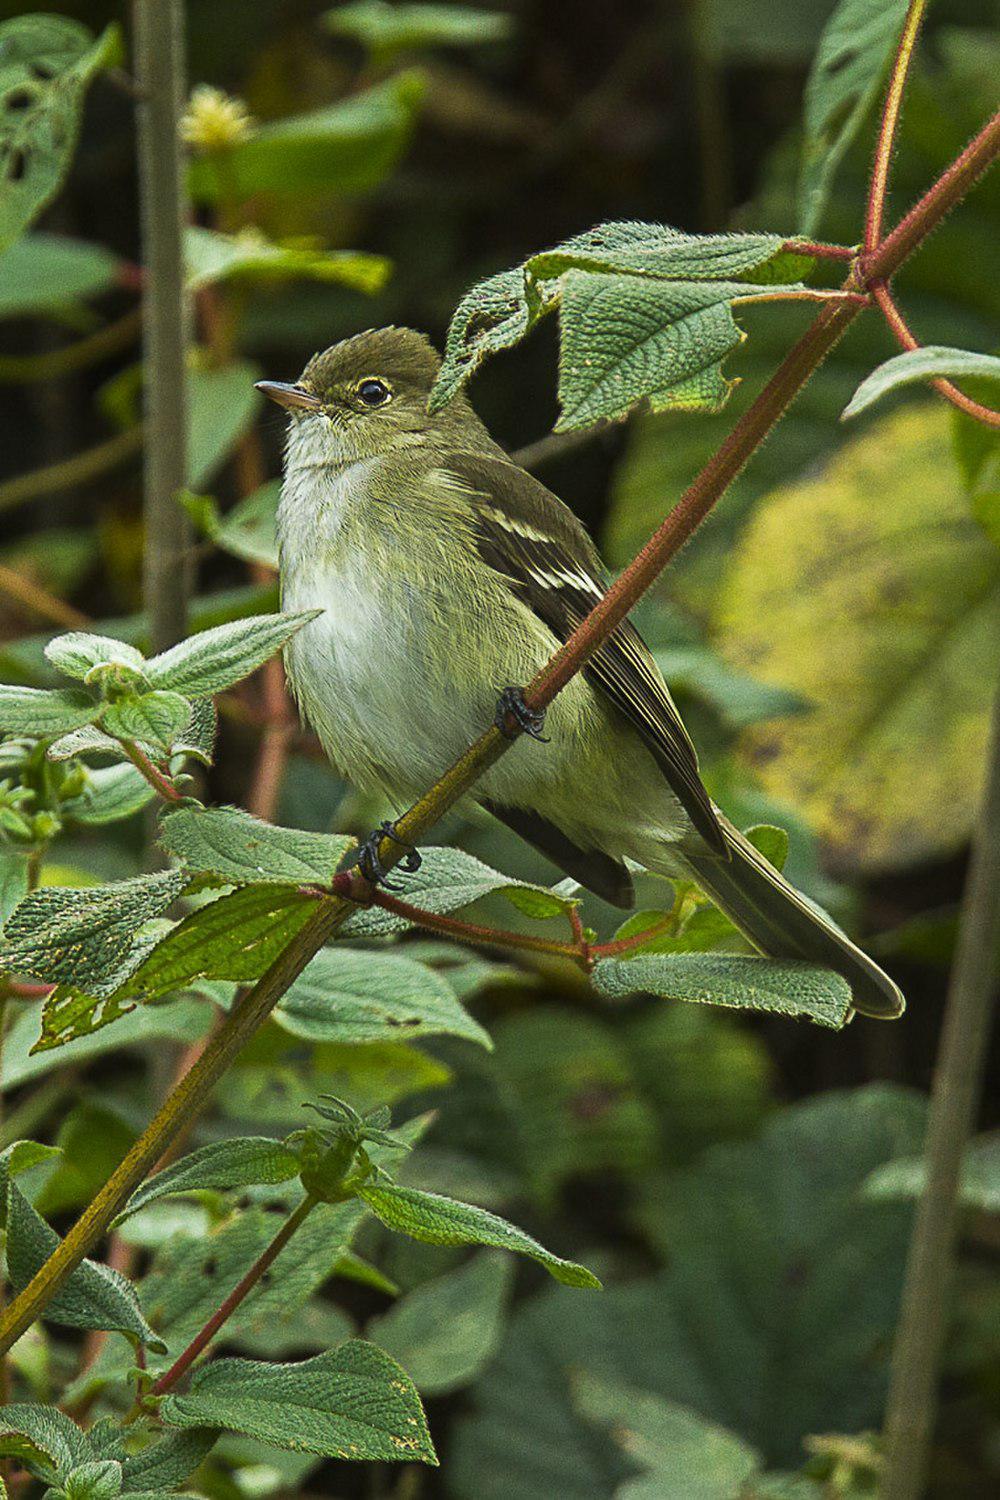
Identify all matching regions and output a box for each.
[0,16,121,252]
[160,1340,437,1464]
[145,612,319,698]
[275,946,491,1048]
[159,804,354,886]
[798,0,911,233]
[358,1177,601,1288]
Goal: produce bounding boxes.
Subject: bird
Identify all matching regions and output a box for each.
[258,325,904,1020]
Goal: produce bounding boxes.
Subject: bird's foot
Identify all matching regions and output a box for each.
[495,686,549,742]
[351,820,422,889]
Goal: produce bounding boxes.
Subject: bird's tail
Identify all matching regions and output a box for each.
[676,817,904,1020]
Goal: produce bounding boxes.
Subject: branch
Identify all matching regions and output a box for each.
[0,308,142,386]
[865,0,928,253]
[0,563,89,629]
[1,100,998,1359]
[882,684,1000,1499]
[870,281,1000,429]
[134,0,192,653]
[0,429,142,516]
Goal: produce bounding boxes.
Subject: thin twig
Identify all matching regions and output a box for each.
[870,281,1000,429]
[366,889,584,963]
[0,562,89,630]
[0,309,142,386]
[1,100,998,1359]
[0,428,143,515]
[120,740,185,803]
[882,685,1000,1499]
[865,0,928,254]
[134,0,192,652]
[782,238,856,262]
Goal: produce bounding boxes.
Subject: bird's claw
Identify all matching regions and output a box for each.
[495,686,549,742]
[352,821,422,889]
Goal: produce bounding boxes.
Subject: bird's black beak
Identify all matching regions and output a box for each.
[255,380,322,412]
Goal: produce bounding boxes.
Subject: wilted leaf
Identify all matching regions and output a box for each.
[160,1341,437,1463]
[0,233,121,319]
[275,946,491,1048]
[843,346,1000,420]
[714,407,1000,869]
[185,225,389,295]
[798,0,910,233]
[358,1176,601,1288]
[0,16,121,253]
[145,612,318,698]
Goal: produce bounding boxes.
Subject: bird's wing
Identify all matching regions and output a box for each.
[440,451,725,855]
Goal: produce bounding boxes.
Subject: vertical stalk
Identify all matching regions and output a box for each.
[882,686,1000,1499]
[864,0,928,253]
[133,0,192,652]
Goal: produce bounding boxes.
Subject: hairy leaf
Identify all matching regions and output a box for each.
[61,764,156,826]
[0,685,97,736]
[843,345,1000,420]
[160,1341,436,1463]
[44,632,146,684]
[358,1177,601,1288]
[159,804,353,885]
[0,16,121,253]
[120,1430,219,1493]
[275,946,491,1048]
[145,612,319,698]
[0,1404,89,1483]
[116,1138,302,1224]
[101,690,191,753]
[592,953,851,1029]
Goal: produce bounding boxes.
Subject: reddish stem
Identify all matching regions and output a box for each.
[781,238,856,262]
[5,980,54,1000]
[150,1195,317,1398]
[865,1,928,254]
[870,280,1000,429]
[592,912,678,960]
[368,890,585,963]
[120,740,185,803]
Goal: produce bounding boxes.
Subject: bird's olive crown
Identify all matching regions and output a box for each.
[299,326,442,415]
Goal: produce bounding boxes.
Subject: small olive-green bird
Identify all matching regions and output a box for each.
[259,326,903,1020]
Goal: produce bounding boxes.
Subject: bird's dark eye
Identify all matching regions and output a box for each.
[357,378,391,407]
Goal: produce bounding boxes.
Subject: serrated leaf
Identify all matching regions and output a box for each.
[160,1340,437,1464]
[60,1458,122,1500]
[323,2,510,63]
[120,1430,219,1493]
[185,225,389,296]
[159,804,354,885]
[101,691,191,753]
[275,946,491,1048]
[0,17,121,253]
[0,1404,89,1483]
[0,685,97,735]
[592,953,851,1029]
[0,869,185,988]
[188,73,425,202]
[0,232,121,319]
[341,846,572,938]
[6,1183,165,1351]
[798,0,910,233]
[843,346,1000,420]
[714,406,1000,870]
[116,1138,302,1224]
[144,612,318,697]
[62,764,156,826]
[44,632,146,684]
[368,1251,513,1396]
[358,1178,601,1288]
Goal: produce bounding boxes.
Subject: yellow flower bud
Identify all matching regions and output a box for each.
[179,85,254,153]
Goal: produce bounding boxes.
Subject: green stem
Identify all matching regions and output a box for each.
[134,0,193,653]
[881,686,1000,1499]
[1,95,998,1361]
[0,308,142,385]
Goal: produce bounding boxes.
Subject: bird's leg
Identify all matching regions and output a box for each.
[351,820,423,889]
[495,686,549,742]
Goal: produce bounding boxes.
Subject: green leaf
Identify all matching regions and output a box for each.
[341,846,573,937]
[145,611,319,698]
[0,1140,61,1226]
[593,953,851,1029]
[843,346,1000,420]
[0,233,121,319]
[188,72,425,201]
[0,869,186,988]
[451,1087,925,1495]
[744,823,790,872]
[43,632,146,684]
[61,1459,123,1500]
[184,225,389,296]
[653,644,806,730]
[0,1404,88,1483]
[798,0,910,233]
[714,406,1000,870]
[120,1430,219,1494]
[576,1376,763,1500]
[101,691,191,753]
[184,481,280,570]
[0,685,97,735]
[275,946,491,1048]
[865,1131,1000,1214]
[116,1138,302,1224]
[61,764,156,826]
[1,846,29,928]
[368,1251,513,1396]
[1,996,210,1090]
[323,2,511,63]
[432,222,801,420]
[357,1177,601,1288]
[160,1341,436,1464]
[159,803,353,885]
[6,1183,165,1351]
[0,17,121,253]
[187,356,261,489]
